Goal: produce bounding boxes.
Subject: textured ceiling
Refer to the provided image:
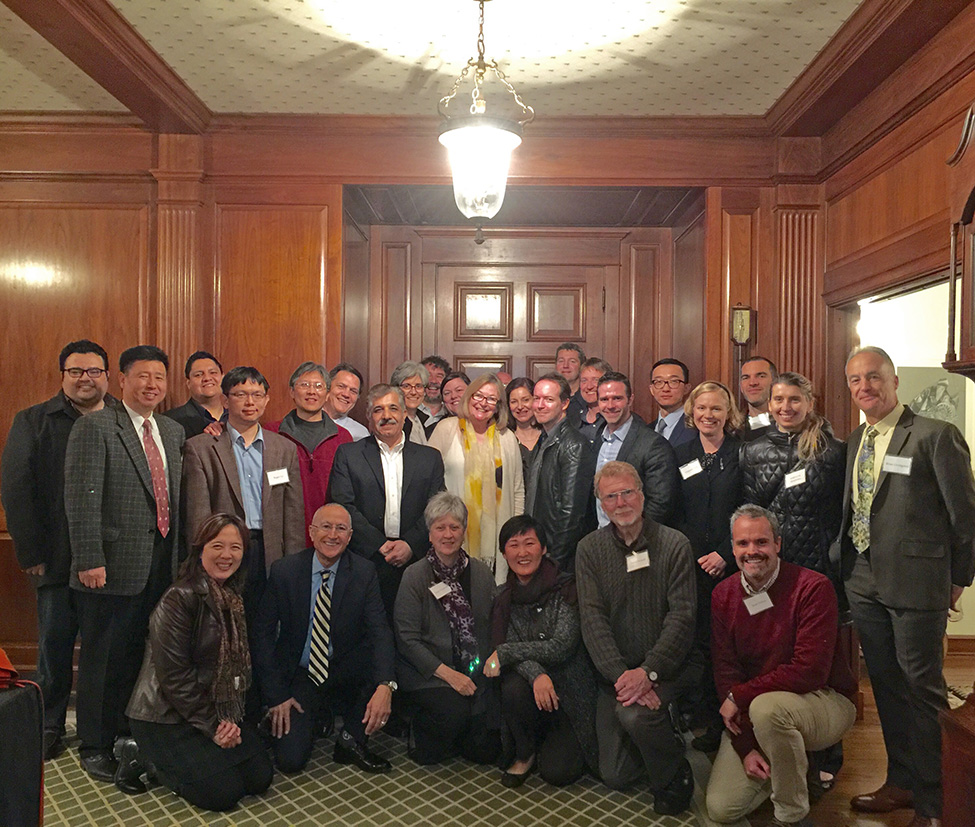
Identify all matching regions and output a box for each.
[0,0,862,117]
[0,4,126,111]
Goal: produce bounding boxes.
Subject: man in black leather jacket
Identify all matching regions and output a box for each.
[525,373,596,572]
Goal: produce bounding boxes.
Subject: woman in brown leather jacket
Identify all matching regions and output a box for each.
[124,513,273,811]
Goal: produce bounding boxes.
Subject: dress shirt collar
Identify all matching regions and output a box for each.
[870,402,904,437]
[375,432,406,455]
[122,400,157,435]
[312,552,341,580]
[659,408,684,429]
[228,422,264,447]
[602,415,634,444]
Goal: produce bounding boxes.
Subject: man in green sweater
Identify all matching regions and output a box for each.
[576,460,699,816]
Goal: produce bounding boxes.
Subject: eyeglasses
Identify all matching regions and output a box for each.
[471,392,499,407]
[600,488,639,505]
[294,381,326,391]
[400,382,425,393]
[229,391,267,400]
[310,522,350,534]
[63,367,107,379]
[651,378,685,389]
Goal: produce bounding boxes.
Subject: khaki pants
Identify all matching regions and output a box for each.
[705,689,856,823]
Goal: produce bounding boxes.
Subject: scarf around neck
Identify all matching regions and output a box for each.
[426,547,479,672]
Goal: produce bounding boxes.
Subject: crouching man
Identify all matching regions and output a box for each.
[706,505,856,827]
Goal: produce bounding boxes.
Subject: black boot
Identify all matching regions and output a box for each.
[653,757,694,816]
[113,736,147,795]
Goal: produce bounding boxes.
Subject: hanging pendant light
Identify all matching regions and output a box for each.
[438,0,534,229]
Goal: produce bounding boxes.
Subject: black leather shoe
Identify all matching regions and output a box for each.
[80,751,118,782]
[653,757,694,816]
[43,731,66,761]
[501,756,537,788]
[691,724,723,753]
[333,732,391,774]
[113,737,147,794]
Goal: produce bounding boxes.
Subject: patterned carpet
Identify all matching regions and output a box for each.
[43,725,724,827]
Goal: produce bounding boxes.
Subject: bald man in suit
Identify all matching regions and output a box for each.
[835,347,975,827]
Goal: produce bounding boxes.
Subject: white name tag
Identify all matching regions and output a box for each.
[626,551,650,572]
[784,468,806,488]
[744,591,774,615]
[882,454,913,476]
[429,581,452,600]
[267,467,290,486]
[749,413,771,429]
[679,459,703,480]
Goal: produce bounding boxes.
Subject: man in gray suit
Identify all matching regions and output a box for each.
[838,346,975,827]
[64,345,184,782]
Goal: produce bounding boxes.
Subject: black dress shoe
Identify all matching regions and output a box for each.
[501,757,537,789]
[113,737,147,795]
[333,732,391,774]
[43,731,66,761]
[653,757,694,816]
[80,751,118,782]
[691,724,723,753]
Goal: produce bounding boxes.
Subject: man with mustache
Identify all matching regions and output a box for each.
[706,505,857,827]
[327,384,445,617]
[576,460,698,817]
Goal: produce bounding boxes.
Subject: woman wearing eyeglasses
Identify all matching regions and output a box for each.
[429,374,525,584]
[390,361,430,445]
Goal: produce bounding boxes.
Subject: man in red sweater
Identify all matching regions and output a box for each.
[705,505,857,827]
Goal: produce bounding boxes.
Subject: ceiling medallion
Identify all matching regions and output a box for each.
[438,0,534,242]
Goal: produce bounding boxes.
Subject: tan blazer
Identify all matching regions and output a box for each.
[182,427,305,572]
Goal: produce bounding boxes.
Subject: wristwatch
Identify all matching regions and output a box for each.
[644,668,658,682]
[381,680,398,693]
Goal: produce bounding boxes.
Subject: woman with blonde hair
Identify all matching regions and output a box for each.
[674,381,745,752]
[429,374,524,584]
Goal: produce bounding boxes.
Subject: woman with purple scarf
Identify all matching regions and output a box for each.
[393,492,500,765]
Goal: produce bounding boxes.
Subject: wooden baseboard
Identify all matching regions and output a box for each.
[947,636,975,655]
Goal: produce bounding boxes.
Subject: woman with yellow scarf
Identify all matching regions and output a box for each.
[429,374,524,584]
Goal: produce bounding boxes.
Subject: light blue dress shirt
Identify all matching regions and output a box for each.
[228,423,264,530]
[301,554,339,668]
[655,408,684,441]
[596,416,634,527]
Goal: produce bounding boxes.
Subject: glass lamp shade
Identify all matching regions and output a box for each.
[439,117,522,220]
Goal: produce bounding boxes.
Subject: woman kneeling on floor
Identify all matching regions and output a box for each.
[484,514,598,787]
[124,513,273,811]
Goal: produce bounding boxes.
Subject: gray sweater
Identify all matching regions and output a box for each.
[576,521,696,684]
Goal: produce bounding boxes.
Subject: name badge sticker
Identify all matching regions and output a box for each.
[679,459,703,480]
[626,551,650,572]
[429,581,452,600]
[267,467,290,486]
[784,468,807,488]
[749,413,771,429]
[744,591,774,615]
[882,455,913,476]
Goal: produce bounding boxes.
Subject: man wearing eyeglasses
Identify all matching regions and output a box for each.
[265,361,352,547]
[183,366,304,620]
[253,503,396,775]
[650,359,696,447]
[2,339,115,761]
[417,355,451,439]
[576,460,699,817]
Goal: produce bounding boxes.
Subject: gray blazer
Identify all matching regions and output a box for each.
[64,405,184,596]
[393,555,496,692]
[834,406,975,610]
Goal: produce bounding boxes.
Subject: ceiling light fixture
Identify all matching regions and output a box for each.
[438,0,534,240]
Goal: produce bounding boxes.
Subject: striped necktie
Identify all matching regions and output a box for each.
[850,426,878,553]
[308,570,332,685]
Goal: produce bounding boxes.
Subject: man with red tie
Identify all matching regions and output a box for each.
[64,345,185,783]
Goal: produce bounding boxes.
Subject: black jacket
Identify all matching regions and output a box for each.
[674,435,744,566]
[599,415,680,527]
[525,418,596,572]
[162,398,223,439]
[740,427,846,576]
[1,391,116,585]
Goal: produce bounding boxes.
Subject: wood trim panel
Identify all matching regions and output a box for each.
[823,215,950,306]
[0,0,211,133]
[777,207,823,383]
[0,127,153,175]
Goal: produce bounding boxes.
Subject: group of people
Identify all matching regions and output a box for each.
[2,339,972,827]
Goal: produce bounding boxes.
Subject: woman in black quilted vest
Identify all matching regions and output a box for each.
[739,371,846,578]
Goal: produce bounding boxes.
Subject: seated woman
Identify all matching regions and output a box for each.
[429,373,524,584]
[124,514,273,812]
[393,491,500,766]
[484,515,598,788]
